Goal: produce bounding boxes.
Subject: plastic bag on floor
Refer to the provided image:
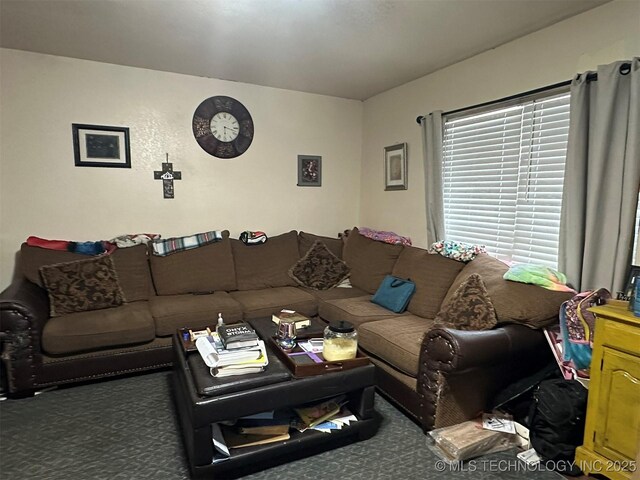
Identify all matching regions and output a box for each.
[428,419,518,462]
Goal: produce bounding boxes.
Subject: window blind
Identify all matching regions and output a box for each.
[443,92,570,268]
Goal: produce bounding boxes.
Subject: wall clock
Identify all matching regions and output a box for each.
[192,96,254,158]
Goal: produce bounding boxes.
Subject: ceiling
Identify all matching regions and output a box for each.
[0,0,611,100]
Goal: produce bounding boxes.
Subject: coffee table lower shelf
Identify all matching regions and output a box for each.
[186,408,381,478]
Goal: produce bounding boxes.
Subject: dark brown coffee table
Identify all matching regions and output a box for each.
[172,317,380,478]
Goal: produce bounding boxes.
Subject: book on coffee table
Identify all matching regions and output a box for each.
[218,322,260,350]
[221,427,290,449]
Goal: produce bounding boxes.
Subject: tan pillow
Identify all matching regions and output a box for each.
[342,227,404,294]
[231,230,300,290]
[40,255,125,317]
[149,237,236,295]
[392,246,465,318]
[443,254,573,328]
[434,273,497,330]
[289,240,350,290]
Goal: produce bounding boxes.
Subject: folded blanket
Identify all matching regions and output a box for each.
[27,236,114,255]
[27,236,70,251]
[152,230,223,256]
[110,233,160,248]
[503,264,575,292]
[429,240,486,262]
[358,227,412,246]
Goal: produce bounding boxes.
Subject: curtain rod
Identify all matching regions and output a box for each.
[415,71,603,125]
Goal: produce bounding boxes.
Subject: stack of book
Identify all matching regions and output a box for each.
[220,411,292,449]
[195,322,267,377]
[291,395,358,433]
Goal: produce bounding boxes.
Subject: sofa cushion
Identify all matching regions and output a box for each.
[229,287,317,320]
[40,255,125,317]
[443,254,573,328]
[318,295,408,327]
[391,246,465,318]
[21,243,153,302]
[342,228,404,294]
[289,240,350,290]
[298,231,344,259]
[149,292,243,336]
[358,315,436,377]
[301,285,369,302]
[434,274,497,331]
[42,302,155,355]
[149,237,236,295]
[231,231,300,290]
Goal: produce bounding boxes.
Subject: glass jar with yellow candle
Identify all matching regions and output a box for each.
[323,320,358,361]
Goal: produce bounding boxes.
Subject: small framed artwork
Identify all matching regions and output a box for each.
[384,143,407,191]
[297,155,322,187]
[72,124,131,168]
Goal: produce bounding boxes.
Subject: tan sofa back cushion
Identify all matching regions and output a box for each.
[443,254,574,328]
[343,228,403,294]
[149,236,236,295]
[21,243,153,302]
[298,231,344,259]
[231,230,300,290]
[392,246,465,318]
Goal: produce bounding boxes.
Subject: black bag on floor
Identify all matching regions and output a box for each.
[529,378,588,475]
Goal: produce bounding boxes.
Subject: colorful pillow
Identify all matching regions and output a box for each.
[289,240,350,290]
[434,273,497,331]
[40,255,125,317]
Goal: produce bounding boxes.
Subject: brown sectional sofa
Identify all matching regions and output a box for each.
[0,228,572,432]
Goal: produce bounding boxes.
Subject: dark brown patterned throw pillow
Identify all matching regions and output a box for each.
[288,240,350,290]
[40,255,125,317]
[434,273,497,330]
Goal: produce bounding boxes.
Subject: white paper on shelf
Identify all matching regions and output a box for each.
[331,409,357,426]
[211,423,230,464]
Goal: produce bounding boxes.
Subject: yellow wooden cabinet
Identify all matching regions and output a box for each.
[575,302,640,480]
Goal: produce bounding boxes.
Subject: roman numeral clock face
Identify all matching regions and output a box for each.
[192,96,254,158]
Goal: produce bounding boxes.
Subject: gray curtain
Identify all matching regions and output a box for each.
[421,111,445,245]
[559,58,640,292]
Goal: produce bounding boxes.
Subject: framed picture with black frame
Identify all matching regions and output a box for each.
[72,124,131,168]
[297,155,321,187]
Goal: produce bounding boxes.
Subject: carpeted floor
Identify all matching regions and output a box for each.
[0,371,564,480]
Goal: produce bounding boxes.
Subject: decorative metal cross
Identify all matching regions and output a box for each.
[154,154,182,199]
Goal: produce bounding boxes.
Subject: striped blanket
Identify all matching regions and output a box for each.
[151,230,223,256]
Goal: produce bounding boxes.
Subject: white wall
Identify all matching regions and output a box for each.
[0,50,363,289]
[360,0,640,259]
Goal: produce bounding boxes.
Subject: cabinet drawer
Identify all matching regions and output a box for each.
[597,317,640,355]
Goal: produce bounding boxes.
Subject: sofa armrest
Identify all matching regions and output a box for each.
[422,324,547,373]
[0,277,50,394]
[417,324,550,431]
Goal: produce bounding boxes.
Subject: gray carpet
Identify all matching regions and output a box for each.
[0,371,562,479]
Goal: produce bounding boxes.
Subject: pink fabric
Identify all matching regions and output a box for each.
[358,227,412,246]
